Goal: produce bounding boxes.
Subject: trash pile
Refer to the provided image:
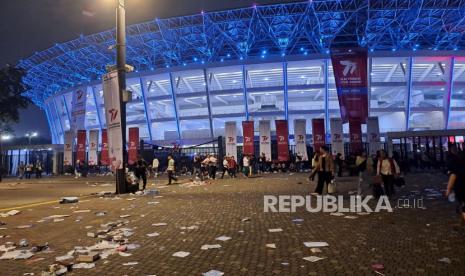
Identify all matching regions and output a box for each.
[0,239,50,261]
[0,210,21,218]
[180,180,211,188]
[40,219,139,275]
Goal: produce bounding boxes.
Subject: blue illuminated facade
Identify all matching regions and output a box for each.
[17,0,465,145]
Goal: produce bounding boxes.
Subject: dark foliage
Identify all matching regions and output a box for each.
[0,65,30,124]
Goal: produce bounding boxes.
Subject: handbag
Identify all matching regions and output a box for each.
[328,180,336,194]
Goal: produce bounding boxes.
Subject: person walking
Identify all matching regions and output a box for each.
[193,155,203,180]
[228,156,237,178]
[35,161,43,179]
[167,155,178,185]
[376,150,400,197]
[356,151,367,195]
[25,164,32,179]
[135,155,148,190]
[18,162,25,179]
[313,146,334,195]
[309,152,319,181]
[242,155,251,177]
[152,157,159,178]
[221,156,229,179]
[445,144,465,231]
[335,153,343,177]
[208,154,218,180]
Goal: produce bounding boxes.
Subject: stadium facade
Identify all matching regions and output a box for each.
[18,1,465,146]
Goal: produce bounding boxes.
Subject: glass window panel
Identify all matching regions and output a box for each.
[409,111,444,130]
[371,111,406,132]
[410,57,448,108]
[151,121,178,142]
[287,60,324,86]
[179,119,211,140]
[449,110,465,129]
[208,66,246,116]
[172,69,206,94]
[212,117,244,138]
[145,74,171,97]
[452,60,465,108]
[246,62,283,88]
[371,57,408,109]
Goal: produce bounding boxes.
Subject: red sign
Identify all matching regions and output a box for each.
[331,48,368,124]
[275,120,289,161]
[242,121,254,155]
[128,127,139,165]
[312,118,326,152]
[349,120,363,153]
[101,129,110,166]
[76,130,86,162]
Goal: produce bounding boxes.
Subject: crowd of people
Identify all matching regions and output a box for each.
[17,161,43,179]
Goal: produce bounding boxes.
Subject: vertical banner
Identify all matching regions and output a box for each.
[103,71,123,170]
[242,121,254,155]
[101,129,110,166]
[64,131,74,167]
[330,118,345,157]
[128,127,139,165]
[349,119,363,153]
[367,116,381,155]
[294,119,308,161]
[76,130,87,162]
[259,120,272,161]
[312,118,326,152]
[330,48,368,124]
[70,89,87,133]
[275,120,290,162]
[225,121,238,160]
[88,129,99,166]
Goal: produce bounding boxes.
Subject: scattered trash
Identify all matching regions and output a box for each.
[241,217,251,222]
[215,236,232,241]
[310,248,322,253]
[60,197,79,204]
[119,215,131,218]
[0,210,21,218]
[122,262,138,266]
[76,252,100,263]
[268,228,283,233]
[73,263,96,269]
[0,221,5,226]
[95,211,107,217]
[201,244,222,250]
[303,242,329,248]
[303,256,325,262]
[152,223,167,226]
[0,250,34,260]
[371,263,385,271]
[281,262,289,266]
[330,212,345,217]
[180,225,198,230]
[292,218,304,223]
[203,270,224,276]
[55,255,73,262]
[146,232,160,237]
[266,243,276,249]
[344,216,358,219]
[73,210,91,213]
[16,225,33,229]
[172,251,190,258]
[118,252,132,257]
[438,257,451,264]
[0,244,16,252]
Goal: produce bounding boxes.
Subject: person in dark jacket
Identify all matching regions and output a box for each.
[135,155,148,190]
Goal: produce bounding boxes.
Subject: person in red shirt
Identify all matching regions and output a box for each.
[228,156,237,178]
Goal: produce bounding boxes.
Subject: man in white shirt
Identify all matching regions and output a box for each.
[152,157,160,177]
[221,156,229,179]
[243,155,250,177]
[208,155,218,180]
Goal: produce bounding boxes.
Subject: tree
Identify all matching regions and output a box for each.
[0,65,31,181]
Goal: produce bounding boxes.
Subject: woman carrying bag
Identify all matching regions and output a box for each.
[376,150,400,198]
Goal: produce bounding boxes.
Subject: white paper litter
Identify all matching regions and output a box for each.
[7,210,21,216]
[310,248,322,253]
[201,244,222,250]
[180,225,199,230]
[118,252,132,257]
[268,228,283,233]
[73,263,96,269]
[0,250,33,260]
[0,245,15,252]
[202,270,224,276]
[122,261,138,266]
[73,210,91,213]
[16,225,33,229]
[439,257,451,264]
[303,242,329,248]
[152,223,167,226]
[119,215,131,218]
[303,256,325,262]
[330,212,345,216]
[344,216,358,219]
[146,232,160,237]
[172,251,190,258]
[266,243,276,249]
[215,236,232,241]
[55,255,74,262]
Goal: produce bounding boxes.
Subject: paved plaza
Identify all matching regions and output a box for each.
[0,172,464,275]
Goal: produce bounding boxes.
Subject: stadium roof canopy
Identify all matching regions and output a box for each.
[18,0,465,108]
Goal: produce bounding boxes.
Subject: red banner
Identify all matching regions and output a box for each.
[275,120,289,161]
[242,121,254,155]
[101,129,110,166]
[330,48,368,124]
[312,119,326,153]
[128,127,139,165]
[76,130,86,162]
[349,120,363,154]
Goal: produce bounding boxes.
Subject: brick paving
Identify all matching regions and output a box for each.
[0,172,464,275]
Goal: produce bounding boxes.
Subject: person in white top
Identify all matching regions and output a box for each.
[221,156,229,179]
[376,150,400,197]
[243,155,250,177]
[152,158,160,177]
[208,155,218,179]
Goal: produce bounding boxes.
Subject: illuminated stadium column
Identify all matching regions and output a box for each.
[444,57,455,129]
[44,104,58,144]
[139,77,153,141]
[405,57,413,130]
[203,68,215,139]
[91,86,103,132]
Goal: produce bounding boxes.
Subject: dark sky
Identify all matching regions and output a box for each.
[0,0,297,142]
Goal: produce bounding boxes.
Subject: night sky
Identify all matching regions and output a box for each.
[0,0,297,143]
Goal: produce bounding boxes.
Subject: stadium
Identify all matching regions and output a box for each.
[18,0,465,146]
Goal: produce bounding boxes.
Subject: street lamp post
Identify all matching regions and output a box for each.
[0,134,12,182]
[25,131,38,145]
[115,0,127,194]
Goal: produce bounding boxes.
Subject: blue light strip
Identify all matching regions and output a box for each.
[139,77,153,141]
[51,99,65,143]
[44,104,57,144]
[91,86,103,132]
[242,65,249,120]
[405,57,413,131]
[445,56,455,130]
[61,95,71,127]
[324,59,330,135]
[168,73,182,140]
[203,69,215,139]
[283,61,289,120]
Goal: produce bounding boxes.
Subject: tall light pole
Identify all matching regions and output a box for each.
[115,0,127,194]
[25,131,38,145]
